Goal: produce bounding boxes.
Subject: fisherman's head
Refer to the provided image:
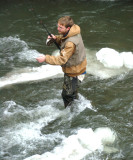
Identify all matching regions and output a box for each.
[57,16,74,35]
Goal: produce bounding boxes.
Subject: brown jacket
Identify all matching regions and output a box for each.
[45,24,87,77]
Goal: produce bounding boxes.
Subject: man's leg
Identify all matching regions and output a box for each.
[62,74,79,108]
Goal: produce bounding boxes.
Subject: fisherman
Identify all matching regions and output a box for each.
[36,16,87,108]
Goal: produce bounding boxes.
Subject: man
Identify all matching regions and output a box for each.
[36,16,87,108]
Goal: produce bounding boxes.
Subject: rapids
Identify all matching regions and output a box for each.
[0,0,133,160]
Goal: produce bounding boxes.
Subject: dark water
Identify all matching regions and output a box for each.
[0,0,133,160]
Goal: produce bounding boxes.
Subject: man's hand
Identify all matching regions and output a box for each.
[48,34,56,40]
[36,55,46,63]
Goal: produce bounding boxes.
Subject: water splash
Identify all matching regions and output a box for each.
[24,127,117,160]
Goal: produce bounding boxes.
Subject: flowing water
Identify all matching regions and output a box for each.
[0,0,133,160]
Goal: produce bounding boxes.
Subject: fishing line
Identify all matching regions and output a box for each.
[25,0,61,51]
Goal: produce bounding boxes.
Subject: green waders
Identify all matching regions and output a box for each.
[62,74,80,108]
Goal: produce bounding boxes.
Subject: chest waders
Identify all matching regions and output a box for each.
[62,74,80,108]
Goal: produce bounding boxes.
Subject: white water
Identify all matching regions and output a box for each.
[0,36,63,88]
[1,97,117,160]
[96,48,133,69]
[87,48,133,79]
[0,37,131,160]
[24,127,117,160]
[0,36,133,88]
[1,95,98,160]
[0,65,63,88]
[1,36,128,160]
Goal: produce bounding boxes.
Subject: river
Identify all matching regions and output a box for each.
[0,0,133,160]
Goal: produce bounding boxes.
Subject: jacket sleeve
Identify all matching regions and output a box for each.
[45,42,76,65]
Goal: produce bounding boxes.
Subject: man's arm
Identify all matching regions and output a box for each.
[36,42,75,65]
[45,42,75,65]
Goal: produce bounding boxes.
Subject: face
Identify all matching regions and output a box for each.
[57,23,70,35]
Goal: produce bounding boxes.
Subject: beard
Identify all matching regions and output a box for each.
[58,31,64,35]
[58,30,68,36]
[58,31,62,35]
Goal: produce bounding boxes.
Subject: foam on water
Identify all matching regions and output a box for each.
[85,48,127,79]
[17,48,44,62]
[0,100,66,158]
[96,48,123,69]
[71,93,97,113]
[0,95,96,160]
[0,36,64,88]
[0,64,63,88]
[85,47,133,79]
[96,48,133,69]
[120,51,133,69]
[24,127,117,160]
[0,36,43,66]
[0,36,28,66]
